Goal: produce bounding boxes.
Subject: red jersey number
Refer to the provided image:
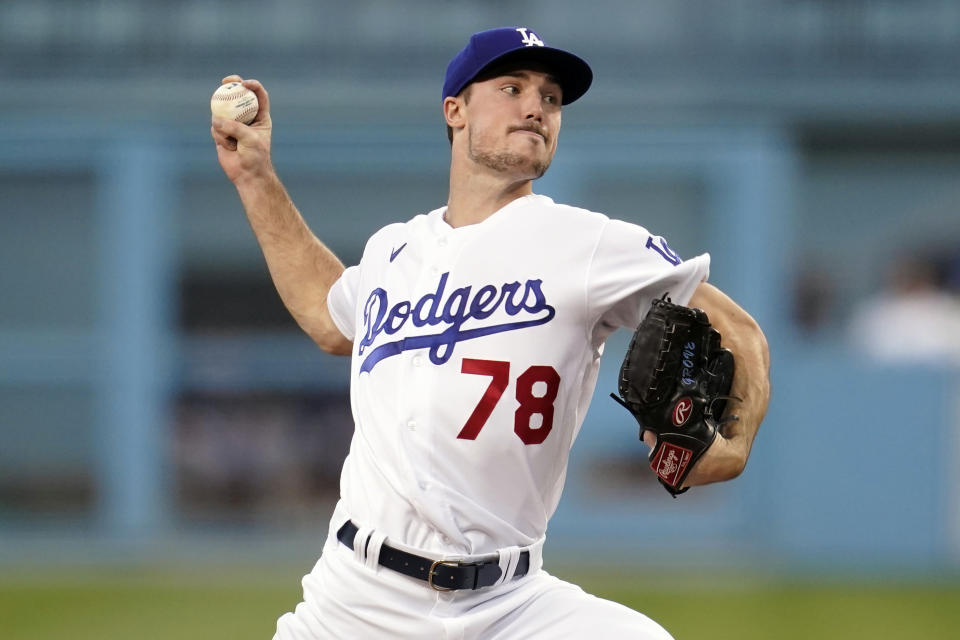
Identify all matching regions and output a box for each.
[458,358,561,445]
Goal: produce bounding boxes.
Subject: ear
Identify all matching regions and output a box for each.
[443,96,466,134]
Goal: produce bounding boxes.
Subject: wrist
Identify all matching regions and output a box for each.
[687,435,747,486]
[233,165,280,196]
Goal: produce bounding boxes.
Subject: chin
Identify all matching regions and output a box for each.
[530,163,550,180]
[530,153,553,178]
[520,153,552,178]
[512,149,551,174]
[467,133,553,177]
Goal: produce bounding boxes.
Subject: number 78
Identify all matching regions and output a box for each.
[457,358,561,445]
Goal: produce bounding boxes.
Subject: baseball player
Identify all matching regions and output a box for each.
[211,27,770,640]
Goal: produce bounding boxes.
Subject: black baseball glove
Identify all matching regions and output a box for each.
[611,295,737,496]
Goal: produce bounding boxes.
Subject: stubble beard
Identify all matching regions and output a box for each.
[467,127,551,179]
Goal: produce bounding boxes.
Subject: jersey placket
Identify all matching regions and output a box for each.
[410,225,464,546]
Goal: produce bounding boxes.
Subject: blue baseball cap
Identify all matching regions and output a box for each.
[442,27,593,105]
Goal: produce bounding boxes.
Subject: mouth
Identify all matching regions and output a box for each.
[510,126,546,142]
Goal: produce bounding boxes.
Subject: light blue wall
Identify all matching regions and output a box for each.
[2,122,957,571]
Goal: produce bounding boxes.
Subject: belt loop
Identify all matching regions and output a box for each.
[527,539,545,574]
[353,526,374,565]
[364,530,388,572]
[493,545,522,586]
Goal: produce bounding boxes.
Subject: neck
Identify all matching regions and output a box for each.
[445,151,534,228]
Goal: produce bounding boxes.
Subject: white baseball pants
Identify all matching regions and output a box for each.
[272,533,673,639]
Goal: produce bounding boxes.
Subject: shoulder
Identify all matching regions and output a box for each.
[365,221,409,246]
[527,195,663,240]
[517,196,615,247]
[360,208,441,260]
[526,194,610,225]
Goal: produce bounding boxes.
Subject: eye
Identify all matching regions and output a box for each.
[544,94,557,105]
[502,85,519,95]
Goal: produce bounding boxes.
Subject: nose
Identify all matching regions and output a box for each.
[522,93,544,122]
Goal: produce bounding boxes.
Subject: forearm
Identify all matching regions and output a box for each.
[685,282,771,484]
[235,172,351,354]
[211,76,352,355]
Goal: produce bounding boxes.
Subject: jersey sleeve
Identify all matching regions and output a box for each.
[587,219,710,333]
[326,265,361,341]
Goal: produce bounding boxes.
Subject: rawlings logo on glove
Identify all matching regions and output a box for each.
[610,295,737,496]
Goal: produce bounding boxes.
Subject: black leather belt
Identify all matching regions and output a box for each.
[336,520,530,591]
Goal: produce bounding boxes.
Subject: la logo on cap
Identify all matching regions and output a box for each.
[516,27,544,47]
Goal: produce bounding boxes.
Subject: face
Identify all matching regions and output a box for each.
[454,65,563,180]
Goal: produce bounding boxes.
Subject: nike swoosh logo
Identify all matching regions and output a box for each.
[390,243,407,262]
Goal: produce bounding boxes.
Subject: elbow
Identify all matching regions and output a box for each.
[725,455,748,482]
[711,448,749,485]
[323,338,354,356]
[313,330,353,356]
[293,305,353,356]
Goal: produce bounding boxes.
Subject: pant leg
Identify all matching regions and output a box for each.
[469,570,674,640]
[273,537,448,640]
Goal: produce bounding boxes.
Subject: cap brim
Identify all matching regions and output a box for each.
[472,47,593,105]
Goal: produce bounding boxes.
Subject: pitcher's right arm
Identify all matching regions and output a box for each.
[211,75,352,355]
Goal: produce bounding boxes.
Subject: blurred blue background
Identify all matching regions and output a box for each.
[2,0,960,580]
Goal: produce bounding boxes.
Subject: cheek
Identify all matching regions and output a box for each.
[548,115,562,151]
[468,115,502,144]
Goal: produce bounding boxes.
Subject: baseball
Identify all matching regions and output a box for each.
[210,81,259,125]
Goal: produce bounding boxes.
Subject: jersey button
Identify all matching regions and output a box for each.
[437,236,448,247]
[407,419,417,430]
[412,355,423,367]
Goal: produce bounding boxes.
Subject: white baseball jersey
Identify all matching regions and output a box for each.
[326,193,709,556]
